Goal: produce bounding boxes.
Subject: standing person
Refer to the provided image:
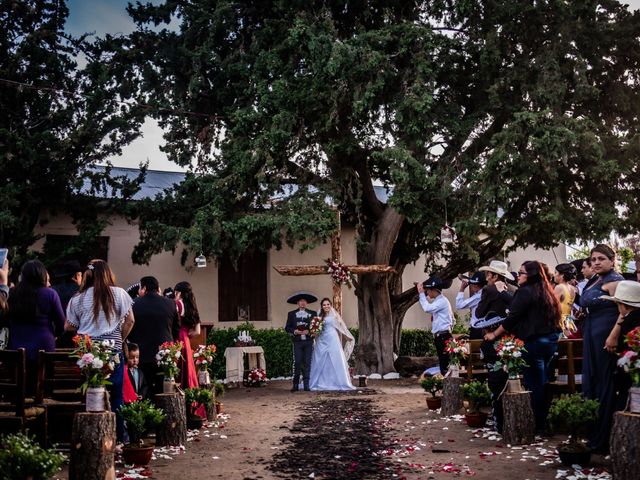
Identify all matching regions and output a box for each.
[173,281,200,389]
[0,258,9,349]
[577,258,596,294]
[476,260,515,319]
[417,277,454,375]
[554,263,578,337]
[309,298,355,391]
[579,244,623,452]
[124,342,148,402]
[64,259,134,443]
[53,260,83,311]
[8,260,65,395]
[285,291,317,392]
[128,276,180,397]
[484,260,562,431]
[456,271,487,339]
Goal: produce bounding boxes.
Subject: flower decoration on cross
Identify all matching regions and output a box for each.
[325,258,355,288]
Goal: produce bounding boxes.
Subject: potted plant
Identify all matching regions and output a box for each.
[69,334,120,411]
[156,341,183,393]
[420,376,444,410]
[462,380,492,428]
[184,387,214,430]
[547,394,599,466]
[0,432,65,480]
[214,381,225,415]
[119,399,166,466]
[493,335,527,392]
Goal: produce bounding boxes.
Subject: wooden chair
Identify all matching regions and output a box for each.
[463,339,488,381]
[36,349,84,448]
[546,338,583,395]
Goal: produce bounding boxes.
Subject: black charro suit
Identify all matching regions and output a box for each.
[285,308,316,390]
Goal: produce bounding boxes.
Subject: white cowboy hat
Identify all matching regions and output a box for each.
[479,260,515,281]
[601,280,640,308]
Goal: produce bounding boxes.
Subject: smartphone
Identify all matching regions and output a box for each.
[0,248,7,267]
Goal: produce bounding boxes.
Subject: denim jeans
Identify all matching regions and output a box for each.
[523,332,560,430]
[108,351,125,442]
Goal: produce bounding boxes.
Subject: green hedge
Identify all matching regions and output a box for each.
[207,323,436,379]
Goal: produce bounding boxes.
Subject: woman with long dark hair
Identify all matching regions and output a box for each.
[554,263,579,337]
[174,281,200,389]
[8,260,65,394]
[64,259,134,443]
[580,244,623,452]
[484,260,562,430]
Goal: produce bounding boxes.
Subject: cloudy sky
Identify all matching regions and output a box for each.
[65,0,640,172]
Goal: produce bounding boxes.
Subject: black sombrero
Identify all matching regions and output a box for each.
[287,291,318,304]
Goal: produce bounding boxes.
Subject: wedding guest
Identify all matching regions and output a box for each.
[285,291,317,391]
[484,260,562,431]
[580,244,623,453]
[53,260,83,310]
[476,260,515,319]
[125,342,148,401]
[554,263,578,337]
[455,271,486,339]
[8,260,65,395]
[417,277,454,375]
[174,281,201,389]
[65,259,134,443]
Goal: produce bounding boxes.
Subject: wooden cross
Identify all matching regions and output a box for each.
[273,212,394,315]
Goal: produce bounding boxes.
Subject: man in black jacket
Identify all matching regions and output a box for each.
[285,291,317,392]
[477,260,515,319]
[128,276,180,398]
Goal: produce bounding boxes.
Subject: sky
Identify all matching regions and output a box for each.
[65,0,640,172]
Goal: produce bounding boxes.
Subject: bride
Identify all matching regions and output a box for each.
[309,298,355,391]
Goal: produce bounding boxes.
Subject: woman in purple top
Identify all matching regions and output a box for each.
[8,260,65,394]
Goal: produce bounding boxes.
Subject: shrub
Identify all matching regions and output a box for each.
[547,394,599,444]
[0,433,65,480]
[184,387,214,417]
[462,380,492,413]
[119,399,165,446]
[420,376,443,397]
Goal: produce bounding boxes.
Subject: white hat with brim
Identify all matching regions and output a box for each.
[287,291,318,304]
[479,260,515,282]
[601,281,640,308]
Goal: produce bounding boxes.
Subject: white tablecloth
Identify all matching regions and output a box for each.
[223,346,266,383]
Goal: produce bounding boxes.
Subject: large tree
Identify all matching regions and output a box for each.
[120,0,640,373]
[0,0,145,264]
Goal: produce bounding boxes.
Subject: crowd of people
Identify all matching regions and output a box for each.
[417,245,640,453]
[0,257,202,445]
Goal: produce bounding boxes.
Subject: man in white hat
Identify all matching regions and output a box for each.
[476,260,515,320]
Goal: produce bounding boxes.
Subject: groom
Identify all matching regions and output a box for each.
[285,291,318,392]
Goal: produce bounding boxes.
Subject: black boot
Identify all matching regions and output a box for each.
[291,384,299,392]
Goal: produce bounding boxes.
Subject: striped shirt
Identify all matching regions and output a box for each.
[66,286,132,351]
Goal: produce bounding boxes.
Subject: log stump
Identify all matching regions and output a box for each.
[155,392,187,446]
[69,412,116,480]
[610,411,640,480]
[502,391,535,445]
[441,377,465,416]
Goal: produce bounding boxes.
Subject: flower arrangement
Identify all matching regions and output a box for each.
[618,326,640,387]
[493,335,527,379]
[193,344,217,372]
[325,258,355,288]
[310,316,324,337]
[184,387,214,418]
[156,341,183,378]
[0,433,66,479]
[444,337,468,367]
[70,334,119,393]
[235,330,254,347]
[246,367,267,387]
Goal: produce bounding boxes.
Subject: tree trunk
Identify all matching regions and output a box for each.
[502,392,535,445]
[69,412,116,480]
[610,411,640,480]
[155,392,187,447]
[441,377,465,416]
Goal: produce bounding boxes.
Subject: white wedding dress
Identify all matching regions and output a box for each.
[309,311,355,391]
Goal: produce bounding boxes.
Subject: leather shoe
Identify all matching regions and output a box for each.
[303,386,310,392]
[290,386,299,392]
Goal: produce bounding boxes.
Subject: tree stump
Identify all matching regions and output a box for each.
[441,377,465,416]
[610,411,640,480]
[155,392,187,446]
[502,391,535,445]
[69,412,116,480]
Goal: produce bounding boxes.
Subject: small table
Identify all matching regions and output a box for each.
[223,346,266,384]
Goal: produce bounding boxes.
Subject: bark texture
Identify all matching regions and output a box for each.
[155,392,187,447]
[441,377,465,416]
[502,392,535,445]
[69,412,116,480]
[610,411,640,480]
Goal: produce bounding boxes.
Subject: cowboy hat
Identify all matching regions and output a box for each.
[287,291,318,304]
[601,280,640,308]
[459,271,487,286]
[53,260,82,278]
[479,260,515,281]
[470,311,506,329]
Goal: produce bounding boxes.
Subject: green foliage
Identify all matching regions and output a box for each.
[452,312,470,335]
[619,247,634,273]
[462,380,492,413]
[213,382,225,400]
[399,330,437,357]
[420,376,443,397]
[547,394,599,443]
[0,433,66,480]
[184,387,214,416]
[119,400,166,446]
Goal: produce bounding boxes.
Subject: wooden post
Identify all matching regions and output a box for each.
[69,412,116,480]
[610,411,640,480]
[502,392,535,445]
[441,377,465,416]
[155,392,187,446]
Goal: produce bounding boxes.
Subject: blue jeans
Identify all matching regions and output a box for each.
[523,333,559,430]
[108,352,125,442]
